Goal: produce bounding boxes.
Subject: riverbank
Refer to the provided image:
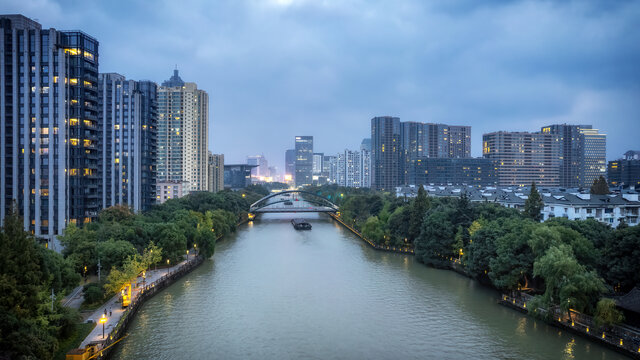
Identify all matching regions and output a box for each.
[328,212,640,359]
[67,216,250,359]
[328,213,414,254]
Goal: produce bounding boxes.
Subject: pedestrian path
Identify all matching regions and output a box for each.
[80,260,187,347]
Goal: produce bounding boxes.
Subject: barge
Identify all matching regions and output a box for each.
[291,218,312,230]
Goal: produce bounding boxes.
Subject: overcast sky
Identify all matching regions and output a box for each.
[6,0,640,171]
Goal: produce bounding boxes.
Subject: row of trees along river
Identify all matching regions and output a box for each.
[0,186,268,359]
[308,184,640,327]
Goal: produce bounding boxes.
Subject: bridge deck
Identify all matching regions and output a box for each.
[254,206,337,213]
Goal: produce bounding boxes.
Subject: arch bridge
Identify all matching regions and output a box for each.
[249,190,339,214]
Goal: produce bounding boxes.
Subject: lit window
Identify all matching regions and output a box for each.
[69,138,79,146]
[64,48,80,56]
[69,78,78,85]
[69,118,79,126]
[69,169,78,176]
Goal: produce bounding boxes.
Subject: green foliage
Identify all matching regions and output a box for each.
[489,220,535,291]
[590,176,611,195]
[415,208,456,268]
[0,206,81,359]
[82,283,105,304]
[408,186,430,241]
[524,182,543,222]
[601,225,640,292]
[593,298,624,329]
[533,244,605,314]
[362,216,384,245]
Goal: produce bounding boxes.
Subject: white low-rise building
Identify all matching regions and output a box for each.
[395,185,640,228]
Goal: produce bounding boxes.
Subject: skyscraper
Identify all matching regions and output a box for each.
[580,127,607,188]
[98,73,157,213]
[0,15,100,247]
[400,122,428,185]
[285,149,295,182]
[426,123,471,158]
[157,69,208,193]
[541,124,606,188]
[483,131,561,187]
[207,152,224,192]
[371,116,401,191]
[294,136,313,187]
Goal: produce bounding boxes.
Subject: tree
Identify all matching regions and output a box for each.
[533,244,605,314]
[408,186,430,242]
[601,225,640,292]
[590,176,610,195]
[524,182,543,222]
[593,298,624,329]
[362,216,384,245]
[489,221,535,291]
[195,211,217,258]
[141,241,163,269]
[386,206,411,245]
[415,209,455,268]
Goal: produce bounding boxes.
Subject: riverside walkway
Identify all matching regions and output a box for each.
[80,259,188,348]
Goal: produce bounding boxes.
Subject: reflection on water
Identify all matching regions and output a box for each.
[111,213,628,360]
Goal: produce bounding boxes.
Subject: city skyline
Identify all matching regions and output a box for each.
[3,0,638,171]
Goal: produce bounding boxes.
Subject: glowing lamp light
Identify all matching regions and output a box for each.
[99,314,107,324]
[620,339,623,346]
[602,333,606,339]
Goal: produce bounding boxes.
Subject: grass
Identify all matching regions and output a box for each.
[53,322,96,360]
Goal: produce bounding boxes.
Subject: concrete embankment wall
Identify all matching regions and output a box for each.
[327,213,414,255]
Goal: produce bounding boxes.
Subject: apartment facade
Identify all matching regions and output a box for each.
[483,131,561,187]
[98,73,157,212]
[0,15,100,248]
[157,69,208,193]
[207,152,224,193]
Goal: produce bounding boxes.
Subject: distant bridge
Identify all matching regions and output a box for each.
[249,190,339,214]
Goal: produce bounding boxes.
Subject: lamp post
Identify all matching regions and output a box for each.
[142,271,146,287]
[166,259,170,274]
[193,244,197,256]
[186,249,189,262]
[99,314,107,339]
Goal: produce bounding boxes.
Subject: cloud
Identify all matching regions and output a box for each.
[3,0,640,168]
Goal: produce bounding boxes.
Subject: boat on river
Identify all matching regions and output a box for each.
[291,219,312,230]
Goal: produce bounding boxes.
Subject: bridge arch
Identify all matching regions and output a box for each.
[249,190,339,214]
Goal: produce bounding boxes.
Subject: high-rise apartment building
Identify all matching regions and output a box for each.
[323,155,337,183]
[0,15,100,247]
[207,152,224,193]
[336,149,362,188]
[541,124,606,188]
[361,148,372,188]
[400,122,428,185]
[371,116,401,191]
[98,73,157,212]
[157,69,208,193]
[483,131,561,187]
[294,136,313,187]
[425,123,471,158]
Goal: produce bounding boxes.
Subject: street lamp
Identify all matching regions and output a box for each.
[142,271,146,287]
[166,259,170,274]
[186,249,189,261]
[193,244,197,256]
[99,314,107,339]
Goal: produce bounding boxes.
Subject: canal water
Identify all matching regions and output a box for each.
[111,213,627,360]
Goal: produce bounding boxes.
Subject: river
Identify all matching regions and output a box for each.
[111,213,627,360]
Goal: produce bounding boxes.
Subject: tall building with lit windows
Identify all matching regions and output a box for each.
[371,116,401,191]
[98,73,157,212]
[157,69,208,193]
[541,124,606,188]
[294,136,313,187]
[0,15,99,248]
[207,152,224,193]
[483,131,561,187]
